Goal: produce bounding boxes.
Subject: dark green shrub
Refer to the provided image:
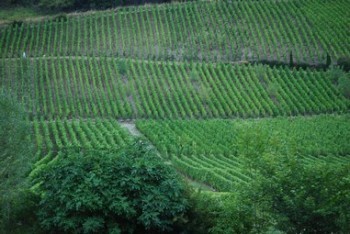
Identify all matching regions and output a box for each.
[326,53,332,68]
[289,51,294,67]
[32,140,188,233]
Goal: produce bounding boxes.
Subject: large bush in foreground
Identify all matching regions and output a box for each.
[32,140,188,233]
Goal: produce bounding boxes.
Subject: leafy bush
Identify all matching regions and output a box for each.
[32,140,188,233]
[238,152,350,233]
[193,192,258,234]
[328,66,345,85]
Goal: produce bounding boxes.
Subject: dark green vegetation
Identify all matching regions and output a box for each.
[191,156,350,233]
[0,0,349,233]
[0,90,36,232]
[32,141,188,233]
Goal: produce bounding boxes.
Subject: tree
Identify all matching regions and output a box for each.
[326,53,331,68]
[238,152,350,233]
[289,51,294,67]
[32,140,189,233]
[0,89,34,231]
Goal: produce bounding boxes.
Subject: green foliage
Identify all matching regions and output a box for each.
[32,140,188,233]
[338,73,350,98]
[117,60,127,76]
[0,189,42,234]
[186,191,274,234]
[326,53,331,67]
[137,116,350,158]
[190,68,199,82]
[0,89,34,231]
[137,116,350,192]
[328,66,350,98]
[289,51,293,67]
[266,82,279,101]
[328,66,345,85]
[238,152,350,233]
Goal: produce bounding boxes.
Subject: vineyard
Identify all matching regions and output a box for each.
[136,116,350,191]
[1,57,348,119]
[33,118,132,151]
[0,0,350,231]
[0,0,349,64]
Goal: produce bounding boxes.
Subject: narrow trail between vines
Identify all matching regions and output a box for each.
[119,121,216,192]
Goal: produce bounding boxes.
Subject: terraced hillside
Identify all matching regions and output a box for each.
[0,0,349,64]
[1,57,348,119]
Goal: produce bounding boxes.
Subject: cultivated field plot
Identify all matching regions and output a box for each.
[32,118,132,152]
[0,0,349,64]
[1,57,348,119]
[136,115,350,191]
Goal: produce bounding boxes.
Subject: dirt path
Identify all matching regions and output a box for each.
[119,121,142,137]
[119,120,216,192]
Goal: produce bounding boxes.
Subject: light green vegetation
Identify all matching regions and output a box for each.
[32,118,132,153]
[136,115,350,191]
[0,0,349,63]
[1,58,348,119]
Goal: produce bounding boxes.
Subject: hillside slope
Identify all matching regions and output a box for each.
[0,0,349,64]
